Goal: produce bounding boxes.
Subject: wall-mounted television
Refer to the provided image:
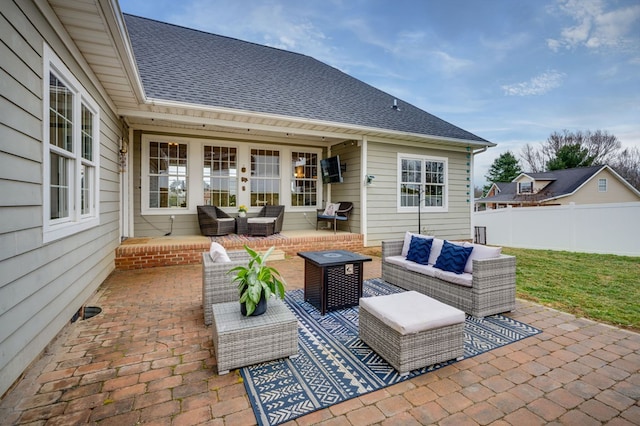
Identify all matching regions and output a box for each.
[320,155,343,184]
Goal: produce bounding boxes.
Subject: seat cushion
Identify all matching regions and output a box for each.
[359,291,465,335]
[434,269,473,287]
[405,261,439,278]
[247,217,276,224]
[384,255,413,268]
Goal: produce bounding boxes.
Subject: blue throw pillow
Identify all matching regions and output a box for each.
[434,240,474,274]
[406,236,433,265]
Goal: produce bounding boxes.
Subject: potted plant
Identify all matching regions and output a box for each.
[238,204,248,217]
[228,245,286,316]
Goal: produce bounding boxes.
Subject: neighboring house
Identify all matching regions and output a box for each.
[477,165,640,209]
[0,0,494,395]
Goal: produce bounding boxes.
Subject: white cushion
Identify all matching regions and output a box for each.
[384,255,413,268]
[427,238,445,265]
[217,217,235,222]
[405,262,439,278]
[401,232,435,257]
[360,291,465,335]
[209,242,231,262]
[247,217,276,224]
[322,202,340,216]
[434,269,473,287]
[462,243,502,273]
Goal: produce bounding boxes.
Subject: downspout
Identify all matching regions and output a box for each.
[360,137,368,246]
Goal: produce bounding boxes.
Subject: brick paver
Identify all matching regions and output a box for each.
[0,252,638,426]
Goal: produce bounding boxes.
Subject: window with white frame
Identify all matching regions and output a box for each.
[203,145,237,207]
[144,140,188,210]
[43,44,99,243]
[598,178,607,192]
[518,181,533,194]
[291,151,318,207]
[251,148,280,206]
[398,155,447,210]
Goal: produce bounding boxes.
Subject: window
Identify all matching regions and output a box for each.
[598,178,607,192]
[203,145,237,207]
[398,155,447,211]
[251,148,280,206]
[518,182,533,194]
[291,152,318,207]
[147,141,188,209]
[43,44,99,242]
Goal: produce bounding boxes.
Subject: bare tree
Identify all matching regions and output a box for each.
[520,130,622,172]
[610,146,640,191]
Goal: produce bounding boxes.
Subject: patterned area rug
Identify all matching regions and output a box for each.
[241,278,541,426]
[210,233,289,244]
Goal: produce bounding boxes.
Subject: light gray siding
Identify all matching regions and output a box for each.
[0,1,120,396]
[365,141,472,246]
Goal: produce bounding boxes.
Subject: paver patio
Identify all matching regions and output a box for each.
[0,254,638,425]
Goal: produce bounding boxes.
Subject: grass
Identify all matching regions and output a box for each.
[502,247,640,332]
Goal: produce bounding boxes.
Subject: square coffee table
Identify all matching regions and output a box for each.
[211,299,298,374]
[297,250,372,315]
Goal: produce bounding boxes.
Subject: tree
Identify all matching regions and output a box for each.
[521,129,621,172]
[483,151,522,194]
[610,146,640,191]
[547,143,595,170]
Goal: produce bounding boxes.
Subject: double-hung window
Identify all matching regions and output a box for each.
[251,148,280,206]
[398,154,447,211]
[203,145,237,207]
[43,44,99,242]
[291,152,318,207]
[598,178,607,192]
[142,138,189,212]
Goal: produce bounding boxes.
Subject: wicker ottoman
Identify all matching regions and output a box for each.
[359,290,465,375]
[211,299,298,374]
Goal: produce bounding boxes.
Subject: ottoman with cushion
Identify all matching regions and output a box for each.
[359,290,465,375]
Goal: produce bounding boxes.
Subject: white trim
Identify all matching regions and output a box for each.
[396,153,448,213]
[42,43,100,243]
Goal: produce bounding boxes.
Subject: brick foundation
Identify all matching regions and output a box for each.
[115,234,364,270]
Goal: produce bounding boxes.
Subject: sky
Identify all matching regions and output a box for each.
[118,0,640,188]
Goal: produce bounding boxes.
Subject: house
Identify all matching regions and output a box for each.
[0,0,494,396]
[477,165,640,209]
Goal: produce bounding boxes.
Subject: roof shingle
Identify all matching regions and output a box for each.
[123,14,489,144]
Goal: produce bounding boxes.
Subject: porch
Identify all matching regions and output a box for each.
[115,229,365,270]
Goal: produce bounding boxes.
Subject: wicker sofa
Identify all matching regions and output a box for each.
[381,237,516,318]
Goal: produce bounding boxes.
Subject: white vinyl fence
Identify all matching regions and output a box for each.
[474,202,640,256]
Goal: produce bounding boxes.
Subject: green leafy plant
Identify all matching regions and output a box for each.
[228,245,286,316]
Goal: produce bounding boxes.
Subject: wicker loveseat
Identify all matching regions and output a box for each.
[381,235,516,318]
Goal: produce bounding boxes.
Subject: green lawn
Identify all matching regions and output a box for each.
[502,247,640,332]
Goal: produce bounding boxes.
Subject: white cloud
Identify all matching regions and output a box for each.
[501,71,566,96]
[547,0,640,52]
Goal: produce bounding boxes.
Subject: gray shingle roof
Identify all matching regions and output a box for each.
[123,14,489,144]
[479,166,605,203]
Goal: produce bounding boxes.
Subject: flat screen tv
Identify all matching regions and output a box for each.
[320,155,343,184]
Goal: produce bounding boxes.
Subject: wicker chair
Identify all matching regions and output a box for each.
[247,205,285,236]
[197,205,236,236]
[202,250,250,325]
[316,201,353,233]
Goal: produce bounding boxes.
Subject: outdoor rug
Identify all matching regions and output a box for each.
[241,278,541,426]
[210,233,289,244]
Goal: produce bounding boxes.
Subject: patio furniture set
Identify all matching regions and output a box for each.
[197,205,285,237]
[202,232,515,376]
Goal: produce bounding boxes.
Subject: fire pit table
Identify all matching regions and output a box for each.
[297,250,372,315]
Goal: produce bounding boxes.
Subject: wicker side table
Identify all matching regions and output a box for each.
[211,299,298,374]
[235,217,248,234]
